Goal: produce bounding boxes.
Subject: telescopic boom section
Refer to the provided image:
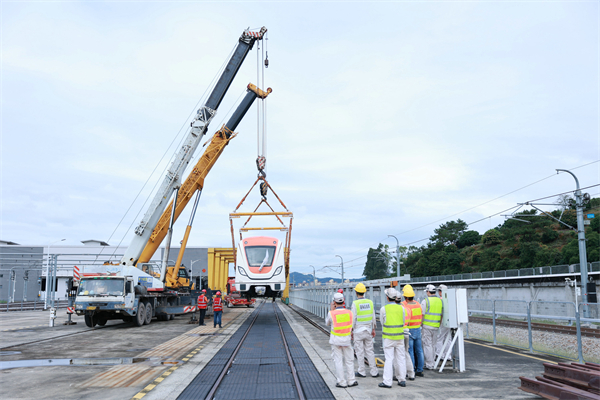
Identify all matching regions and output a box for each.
[120,27,267,267]
[137,84,272,266]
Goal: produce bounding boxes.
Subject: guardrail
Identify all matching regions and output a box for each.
[1,299,69,312]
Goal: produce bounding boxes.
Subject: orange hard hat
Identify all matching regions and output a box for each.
[216,291,221,295]
[202,289,206,292]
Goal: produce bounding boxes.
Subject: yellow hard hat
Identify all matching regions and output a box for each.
[354,283,367,293]
[402,284,415,297]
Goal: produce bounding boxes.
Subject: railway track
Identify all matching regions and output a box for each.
[1,300,69,312]
[178,300,334,400]
[203,301,306,400]
[469,316,600,338]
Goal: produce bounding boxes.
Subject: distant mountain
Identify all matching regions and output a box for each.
[289,271,364,285]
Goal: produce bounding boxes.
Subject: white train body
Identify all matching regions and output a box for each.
[235,236,286,298]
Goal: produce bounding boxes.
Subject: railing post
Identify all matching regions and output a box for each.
[575,305,584,363]
[527,301,533,353]
[492,300,497,345]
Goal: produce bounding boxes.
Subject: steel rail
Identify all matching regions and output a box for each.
[273,302,306,400]
[470,316,600,338]
[204,300,265,400]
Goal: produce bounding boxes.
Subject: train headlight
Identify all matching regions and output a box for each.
[238,266,248,277]
[273,265,283,276]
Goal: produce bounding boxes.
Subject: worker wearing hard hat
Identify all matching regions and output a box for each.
[394,291,415,381]
[213,291,223,329]
[402,284,424,377]
[436,284,450,362]
[379,288,407,388]
[325,292,358,388]
[422,284,443,369]
[197,289,208,326]
[351,283,378,378]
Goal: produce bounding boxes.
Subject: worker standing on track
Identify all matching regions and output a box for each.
[197,289,208,326]
[213,291,223,329]
[351,283,378,378]
[402,284,424,377]
[395,290,415,381]
[435,284,450,362]
[325,292,358,388]
[422,284,443,369]
[379,288,407,388]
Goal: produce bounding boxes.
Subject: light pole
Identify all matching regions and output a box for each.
[335,255,344,284]
[557,169,589,317]
[45,239,65,310]
[388,235,401,279]
[309,265,316,286]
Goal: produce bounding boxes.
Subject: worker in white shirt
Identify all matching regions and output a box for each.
[351,283,378,378]
[379,288,407,388]
[325,292,358,388]
[421,284,443,369]
[435,284,451,362]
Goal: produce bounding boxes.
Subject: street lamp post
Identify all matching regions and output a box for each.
[190,259,201,288]
[388,235,401,279]
[557,169,589,317]
[309,265,316,286]
[335,255,344,284]
[45,239,65,310]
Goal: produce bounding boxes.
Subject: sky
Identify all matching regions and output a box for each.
[1,1,599,280]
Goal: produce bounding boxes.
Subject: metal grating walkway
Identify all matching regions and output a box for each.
[177,302,335,400]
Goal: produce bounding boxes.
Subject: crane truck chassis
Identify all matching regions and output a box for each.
[74,266,199,327]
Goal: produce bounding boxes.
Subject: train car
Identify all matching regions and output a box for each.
[234,236,286,299]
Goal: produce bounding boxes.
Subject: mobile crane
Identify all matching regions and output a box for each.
[74,27,270,327]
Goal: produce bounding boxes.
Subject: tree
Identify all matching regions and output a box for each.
[482,229,502,245]
[429,219,468,247]
[457,230,481,248]
[363,243,390,280]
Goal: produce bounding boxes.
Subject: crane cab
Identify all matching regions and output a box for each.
[235,236,286,298]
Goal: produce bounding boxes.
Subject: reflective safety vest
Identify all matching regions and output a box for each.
[402,300,422,329]
[213,297,223,312]
[197,295,207,309]
[353,298,374,325]
[382,303,405,340]
[330,308,353,336]
[423,296,443,328]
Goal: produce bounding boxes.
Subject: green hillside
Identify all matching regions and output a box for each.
[363,198,600,280]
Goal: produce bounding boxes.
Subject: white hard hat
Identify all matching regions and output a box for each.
[384,288,397,299]
[333,292,345,303]
[437,284,448,291]
[425,284,437,293]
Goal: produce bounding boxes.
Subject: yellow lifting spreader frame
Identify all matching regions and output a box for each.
[207,248,235,294]
[229,175,293,301]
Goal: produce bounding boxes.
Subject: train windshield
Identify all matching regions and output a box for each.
[245,246,276,268]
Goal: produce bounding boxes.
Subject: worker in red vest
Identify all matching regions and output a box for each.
[325,292,357,388]
[213,291,223,328]
[197,289,208,326]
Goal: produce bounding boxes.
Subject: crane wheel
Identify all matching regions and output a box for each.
[144,302,153,325]
[84,314,96,328]
[135,303,146,327]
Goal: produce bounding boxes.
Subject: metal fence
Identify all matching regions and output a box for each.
[409,261,599,284]
[291,286,600,363]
